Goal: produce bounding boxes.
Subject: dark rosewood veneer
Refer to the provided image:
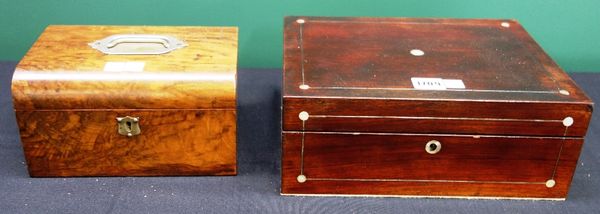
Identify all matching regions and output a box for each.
[282,17,593,199]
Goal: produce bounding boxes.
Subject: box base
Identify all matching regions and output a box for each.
[280,193,565,201]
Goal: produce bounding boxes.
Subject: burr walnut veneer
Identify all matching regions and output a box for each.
[12,25,238,177]
[281,17,593,199]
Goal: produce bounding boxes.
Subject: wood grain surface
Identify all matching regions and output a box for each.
[12,25,238,110]
[282,132,583,198]
[283,98,592,137]
[17,110,236,177]
[283,17,591,103]
[281,17,593,198]
[13,25,238,177]
[282,17,593,137]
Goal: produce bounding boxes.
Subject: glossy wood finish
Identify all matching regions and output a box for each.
[283,98,591,136]
[283,17,590,102]
[17,110,236,177]
[282,17,593,136]
[282,132,582,198]
[281,17,593,198]
[12,25,237,110]
[13,25,238,177]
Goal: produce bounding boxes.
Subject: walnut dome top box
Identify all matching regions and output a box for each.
[281,17,593,199]
[12,25,238,177]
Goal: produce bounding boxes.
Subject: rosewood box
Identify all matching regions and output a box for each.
[281,17,593,199]
[12,25,238,177]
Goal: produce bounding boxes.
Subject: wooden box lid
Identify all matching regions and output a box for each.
[283,17,593,137]
[12,25,238,110]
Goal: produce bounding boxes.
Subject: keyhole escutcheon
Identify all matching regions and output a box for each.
[425,140,442,154]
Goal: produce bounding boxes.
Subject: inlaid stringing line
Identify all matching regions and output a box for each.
[310,115,563,123]
[298,21,306,85]
[286,130,573,139]
[306,177,546,185]
[550,127,569,180]
[309,19,513,27]
[300,120,306,175]
[309,86,559,94]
